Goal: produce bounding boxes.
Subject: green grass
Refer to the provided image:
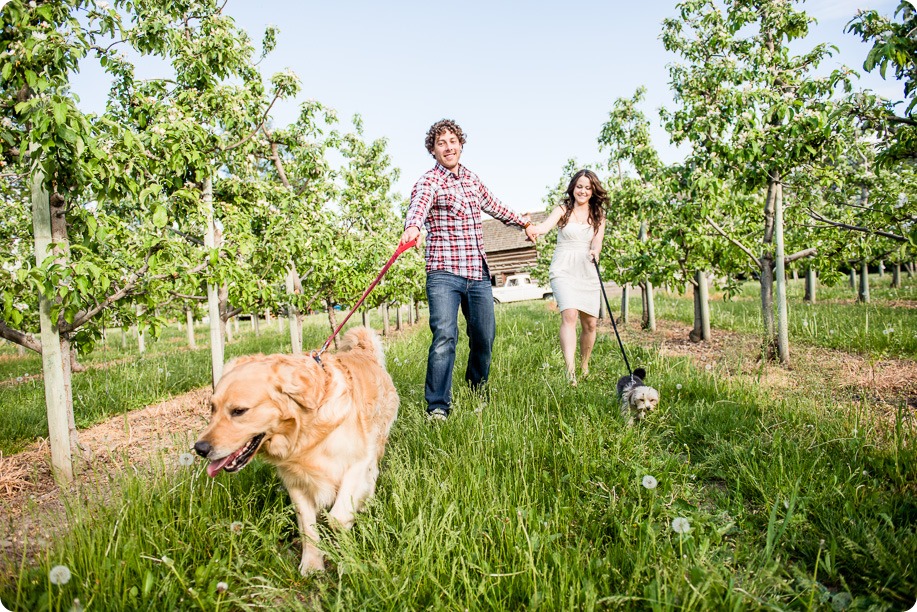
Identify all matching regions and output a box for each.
[646,274,917,359]
[3,303,914,610]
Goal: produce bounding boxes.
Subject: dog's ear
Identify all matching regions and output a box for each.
[273,356,327,412]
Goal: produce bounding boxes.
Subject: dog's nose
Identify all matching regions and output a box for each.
[193,440,212,458]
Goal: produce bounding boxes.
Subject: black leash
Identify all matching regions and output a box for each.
[593,259,633,377]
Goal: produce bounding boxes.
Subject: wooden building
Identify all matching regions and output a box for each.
[482,211,548,286]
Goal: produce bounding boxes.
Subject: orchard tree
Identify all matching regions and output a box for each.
[848,1,917,163]
[661,0,850,364]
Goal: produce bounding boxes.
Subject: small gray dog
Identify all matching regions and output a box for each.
[615,368,660,424]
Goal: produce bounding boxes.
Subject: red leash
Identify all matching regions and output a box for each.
[314,238,417,358]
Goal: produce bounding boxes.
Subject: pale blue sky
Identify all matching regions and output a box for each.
[73,0,904,214]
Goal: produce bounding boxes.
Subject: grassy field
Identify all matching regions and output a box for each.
[1,296,914,610]
[645,275,917,360]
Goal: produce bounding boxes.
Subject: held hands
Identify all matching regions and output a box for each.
[522,215,538,243]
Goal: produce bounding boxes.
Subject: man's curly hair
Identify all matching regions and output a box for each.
[425,119,466,154]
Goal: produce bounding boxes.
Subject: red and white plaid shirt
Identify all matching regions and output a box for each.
[405,163,527,280]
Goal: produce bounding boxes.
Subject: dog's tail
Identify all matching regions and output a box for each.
[633,367,646,381]
[339,326,386,366]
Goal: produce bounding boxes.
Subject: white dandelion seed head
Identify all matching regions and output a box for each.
[178,453,194,467]
[642,475,658,490]
[16,377,23,383]
[676,383,682,390]
[671,517,691,534]
[705,364,712,370]
[229,521,243,533]
[49,564,72,585]
[802,320,808,327]
[69,598,84,612]
[216,581,228,594]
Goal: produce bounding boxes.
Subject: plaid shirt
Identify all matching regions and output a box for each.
[404,163,527,280]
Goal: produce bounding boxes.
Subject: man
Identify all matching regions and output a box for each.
[399,119,538,420]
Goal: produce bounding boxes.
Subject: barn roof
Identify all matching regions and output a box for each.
[483,210,549,253]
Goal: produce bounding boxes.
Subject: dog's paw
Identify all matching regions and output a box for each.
[300,547,325,574]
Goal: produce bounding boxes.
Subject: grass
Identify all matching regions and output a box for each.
[2,303,914,610]
[644,274,917,359]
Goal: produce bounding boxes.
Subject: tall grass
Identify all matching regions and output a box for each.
[3,303,914,610]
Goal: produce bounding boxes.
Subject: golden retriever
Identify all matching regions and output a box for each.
[193,326,399,574]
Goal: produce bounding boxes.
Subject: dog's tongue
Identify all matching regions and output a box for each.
[206,452,237,477]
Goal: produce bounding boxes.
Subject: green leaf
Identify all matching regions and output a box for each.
[152,205,168,228]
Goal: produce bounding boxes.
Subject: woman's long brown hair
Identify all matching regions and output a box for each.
[557,169,608,232]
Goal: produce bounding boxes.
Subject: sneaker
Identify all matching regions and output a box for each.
[426,407,448,421]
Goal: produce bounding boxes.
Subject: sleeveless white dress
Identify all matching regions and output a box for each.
[549,222,601,317]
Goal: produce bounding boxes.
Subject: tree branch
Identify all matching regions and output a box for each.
[806,209,907,242]
[0,321,41,354]
[784,248,817,265]
[705,216,761,268]
[222,92,282,153]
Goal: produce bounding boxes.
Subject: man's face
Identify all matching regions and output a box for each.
[432,129,462,172]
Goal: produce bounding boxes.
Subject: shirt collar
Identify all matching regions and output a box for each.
[434,162,463,179]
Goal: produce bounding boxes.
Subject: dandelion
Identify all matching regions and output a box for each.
[671,517,691,534]
[16,377,23,383]
[642,475,658,490]
[802,319,808,328]
[705,363,712,370]
[229,521,243,534]
[216,581,228,594]
[883,327,894,335]
[69,598,84,612]
[676,383,682,390]
[178,453,194,467]
[49,564,72,585]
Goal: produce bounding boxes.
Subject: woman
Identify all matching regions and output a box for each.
[529,169,608,386]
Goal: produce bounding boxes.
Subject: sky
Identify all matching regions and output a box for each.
[71,0,905,216]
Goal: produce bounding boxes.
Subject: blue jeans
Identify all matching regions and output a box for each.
[425,270,496,414]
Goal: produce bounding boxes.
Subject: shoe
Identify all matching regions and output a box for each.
[426,407,448,421]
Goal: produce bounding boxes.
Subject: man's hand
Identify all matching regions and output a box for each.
[524,224,538,244]
[400,226,421,248]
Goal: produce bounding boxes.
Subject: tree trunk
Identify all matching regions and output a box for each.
[878,260,884,278]
[382,304,390,336]
[409,298,416,325]
[225,316,234,343]
[32,170,74,483]
[620,285,629,324]
[204,177,225,386]
[804,268,816,303]
[186,308,196,348]
[362,309,369,328]
[858,259,870,304]
[892,263,901,289]
[638,222,655,331]
[253,314,260,336]
[326,300,339,350]
[396,303,403,331]
[849,267,857,291]
[689,270,711,342]
[285,267,302,354]
[774,181,789,365]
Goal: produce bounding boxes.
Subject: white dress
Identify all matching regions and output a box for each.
[549,222,601,317]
